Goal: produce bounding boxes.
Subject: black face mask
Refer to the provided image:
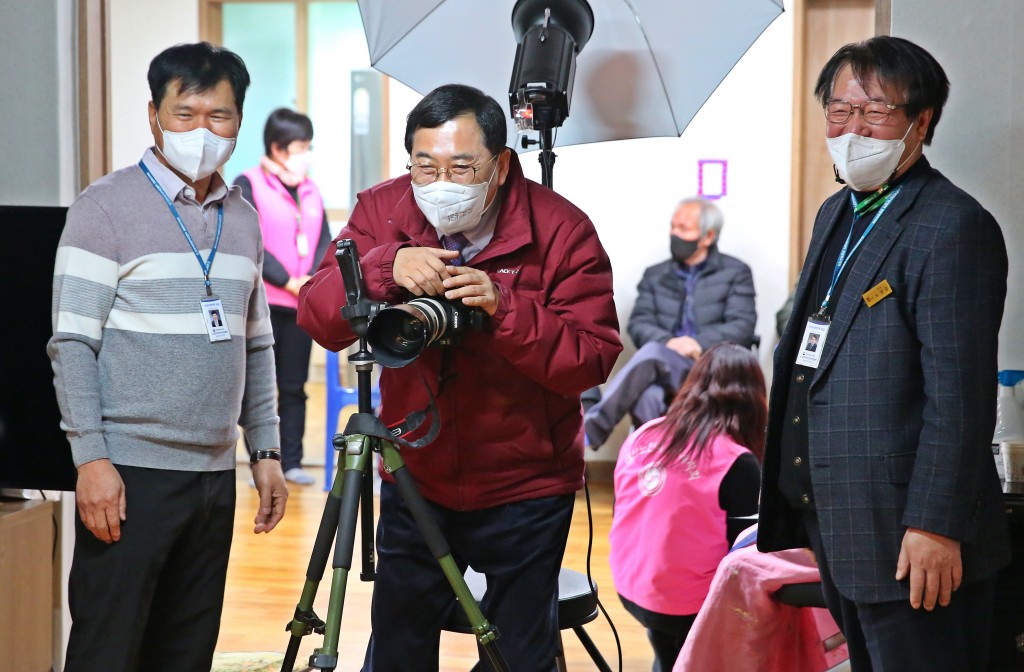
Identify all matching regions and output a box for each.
[670,235,700,264]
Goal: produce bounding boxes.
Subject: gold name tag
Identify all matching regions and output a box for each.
[863,279,893,307]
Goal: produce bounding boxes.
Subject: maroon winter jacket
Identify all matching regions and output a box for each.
[297,153,621,510]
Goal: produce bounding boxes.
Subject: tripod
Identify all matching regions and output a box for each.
[280,240,509,672]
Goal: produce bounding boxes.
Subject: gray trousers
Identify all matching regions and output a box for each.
[583,342,693,446]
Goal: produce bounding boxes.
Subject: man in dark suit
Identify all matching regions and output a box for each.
[758,36,1010,671]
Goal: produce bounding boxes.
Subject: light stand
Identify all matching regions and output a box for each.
[508,0,594,189]
[279,240,509,672]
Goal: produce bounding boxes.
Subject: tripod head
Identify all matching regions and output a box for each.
[332,238,440,450]
[335,238,382,344]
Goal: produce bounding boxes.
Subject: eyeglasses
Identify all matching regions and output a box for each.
[407,155,496,186]
[824,100,906,125]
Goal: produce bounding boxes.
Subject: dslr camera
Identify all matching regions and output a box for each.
[366,296,485,368]
[335,238,484,368]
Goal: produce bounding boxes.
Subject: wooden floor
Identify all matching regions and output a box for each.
[216,380,653,671]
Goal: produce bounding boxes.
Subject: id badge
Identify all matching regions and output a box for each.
[296,231,310,258]
[795,316,829,368]
[201,297,231,342]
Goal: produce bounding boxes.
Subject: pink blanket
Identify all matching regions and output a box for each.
[674,546,849,672]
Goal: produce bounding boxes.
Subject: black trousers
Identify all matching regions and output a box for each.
[618,595,697,672]
[64,466,235,672]
[270,305,314,471]
[804,511,996,672]
[362,482,575,671]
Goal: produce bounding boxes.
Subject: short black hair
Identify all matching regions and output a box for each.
[404,84,508,157]
[148,42,251,114]
[263,108,314,156]
[814,36,949,144]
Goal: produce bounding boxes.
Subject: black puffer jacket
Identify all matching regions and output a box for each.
[627,245,757,350]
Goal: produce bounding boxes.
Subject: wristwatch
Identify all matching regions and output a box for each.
[249,449,282,465]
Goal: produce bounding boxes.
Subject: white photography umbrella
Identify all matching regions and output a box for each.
[357,0,785,153]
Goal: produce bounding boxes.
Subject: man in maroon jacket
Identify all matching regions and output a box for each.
[297,84,621,671]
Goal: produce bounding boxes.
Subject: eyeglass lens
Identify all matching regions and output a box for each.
[825,101,895,125]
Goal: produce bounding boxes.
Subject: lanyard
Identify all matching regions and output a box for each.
[139,160,223,296]
[818,186,901,315]
[852,182,895,217]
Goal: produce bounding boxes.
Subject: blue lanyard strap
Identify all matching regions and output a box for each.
[139,160,223,296]
[818,186,902,315]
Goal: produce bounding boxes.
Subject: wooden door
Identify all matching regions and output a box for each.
[789,0,879,282]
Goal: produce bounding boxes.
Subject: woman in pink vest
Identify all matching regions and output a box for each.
[609,343,767,671]
[234,108,331,485]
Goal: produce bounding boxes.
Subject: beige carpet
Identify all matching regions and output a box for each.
[211,651,285,672]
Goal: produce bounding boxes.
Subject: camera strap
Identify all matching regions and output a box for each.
[342,373,441,450]
[343,412,437,450]
[436,348,459,397]
[344,408,440,450]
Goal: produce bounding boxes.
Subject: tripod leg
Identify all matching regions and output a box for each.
[359,464,376,580]
[380,442,511,672]
[282,434,372,672]
[281,447,344,671]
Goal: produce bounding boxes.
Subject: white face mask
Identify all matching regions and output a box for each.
[156,115,236,182]
[826,122,915,191]
[412,161,498,235]
[284,150,313,177]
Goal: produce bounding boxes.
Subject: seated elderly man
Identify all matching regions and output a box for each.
[584,197,756,447]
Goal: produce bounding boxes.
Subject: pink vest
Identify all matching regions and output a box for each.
[609,419,751,616]
[243,167,325,309]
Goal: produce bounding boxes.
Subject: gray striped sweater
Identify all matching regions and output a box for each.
[48,149,279,471]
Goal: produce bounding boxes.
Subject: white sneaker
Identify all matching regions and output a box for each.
[284,468,316,486]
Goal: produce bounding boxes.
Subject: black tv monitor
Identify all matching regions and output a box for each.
[0,205,76,491]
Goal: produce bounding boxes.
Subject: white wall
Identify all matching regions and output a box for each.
[108,0,199,170]
[890,2,1023,369]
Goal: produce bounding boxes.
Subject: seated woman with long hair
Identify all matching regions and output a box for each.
[609,342,767,672]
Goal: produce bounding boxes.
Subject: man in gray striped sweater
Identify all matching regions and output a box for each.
[48,42,287,672]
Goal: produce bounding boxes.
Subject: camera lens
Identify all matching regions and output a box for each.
[384,316,426,353]
[366,297,478,368]
[407,298,449,347]
[366,304,431,368]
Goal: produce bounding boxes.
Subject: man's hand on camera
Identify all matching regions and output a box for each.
[443,265,499,315]
[394,247,460,296]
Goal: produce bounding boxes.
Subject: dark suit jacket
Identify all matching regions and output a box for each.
[758,157,1011,603]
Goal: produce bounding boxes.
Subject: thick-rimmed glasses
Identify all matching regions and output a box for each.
[407,155,496,186]
[824,100,906,125]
